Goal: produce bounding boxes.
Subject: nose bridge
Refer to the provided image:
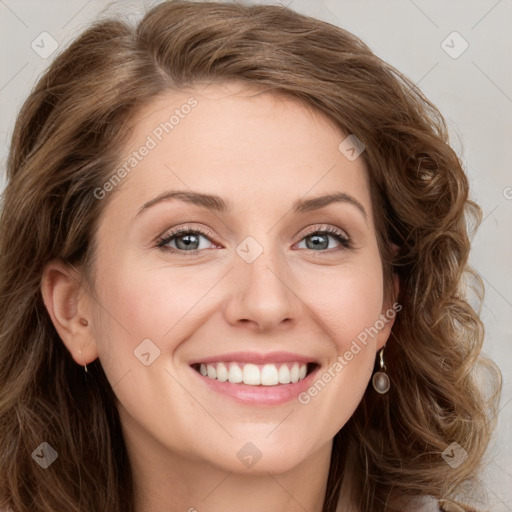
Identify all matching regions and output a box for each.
[224,232,301,331]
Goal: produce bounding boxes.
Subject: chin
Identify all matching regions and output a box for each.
[199,435,321,476]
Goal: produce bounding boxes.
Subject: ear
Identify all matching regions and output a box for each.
[376,265,400,351]
[40,260,98,367]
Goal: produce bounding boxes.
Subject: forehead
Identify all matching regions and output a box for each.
[107,81,373,222]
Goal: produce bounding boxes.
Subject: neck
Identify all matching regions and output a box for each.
[135,462,330,512]
[121,412,334,512]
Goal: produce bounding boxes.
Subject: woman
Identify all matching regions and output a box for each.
[0,1,501,511]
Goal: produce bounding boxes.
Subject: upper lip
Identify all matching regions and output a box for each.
[189,351,317,365]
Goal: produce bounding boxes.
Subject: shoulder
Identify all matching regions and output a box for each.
[403,495,480,512]
[336,496,444,512]
[402,495,442,511]
[336,488,442,511]
[378,493,443,511]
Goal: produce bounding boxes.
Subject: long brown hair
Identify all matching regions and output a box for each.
[0,2,501,511]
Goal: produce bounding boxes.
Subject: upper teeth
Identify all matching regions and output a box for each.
[198,362,308,386]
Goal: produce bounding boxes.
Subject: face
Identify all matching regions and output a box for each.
[84,81,397,474]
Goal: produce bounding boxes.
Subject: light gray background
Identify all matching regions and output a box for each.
[1,0,511,509]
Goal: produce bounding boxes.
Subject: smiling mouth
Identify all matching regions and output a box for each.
[191,361,319,386]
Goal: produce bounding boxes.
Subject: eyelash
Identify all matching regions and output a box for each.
[156,224,352,255]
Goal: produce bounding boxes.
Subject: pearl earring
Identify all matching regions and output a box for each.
[372,347,390,394]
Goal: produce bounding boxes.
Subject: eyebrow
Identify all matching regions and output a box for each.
[137,190,368,222]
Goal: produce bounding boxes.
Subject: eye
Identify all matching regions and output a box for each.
[157,226,218,253]
[295,227,351,251]
[156,224,352,255]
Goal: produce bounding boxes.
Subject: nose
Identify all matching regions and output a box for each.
[223,241,303,333]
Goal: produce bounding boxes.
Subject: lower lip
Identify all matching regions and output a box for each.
[190,365,320,406]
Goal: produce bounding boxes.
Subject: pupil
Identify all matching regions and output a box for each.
[177,234,199,250]
[307,234,328,250]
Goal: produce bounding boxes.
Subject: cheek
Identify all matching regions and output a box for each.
[299,261,384,349]
[93,246,384,345]
[293,256,384,411]
[90,254,222,357]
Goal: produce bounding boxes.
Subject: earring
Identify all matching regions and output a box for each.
[78,320,89,373]
[372,347,390,394]
[79,350,88,373]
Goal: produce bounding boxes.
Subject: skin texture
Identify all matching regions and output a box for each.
[42,81,398,512]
